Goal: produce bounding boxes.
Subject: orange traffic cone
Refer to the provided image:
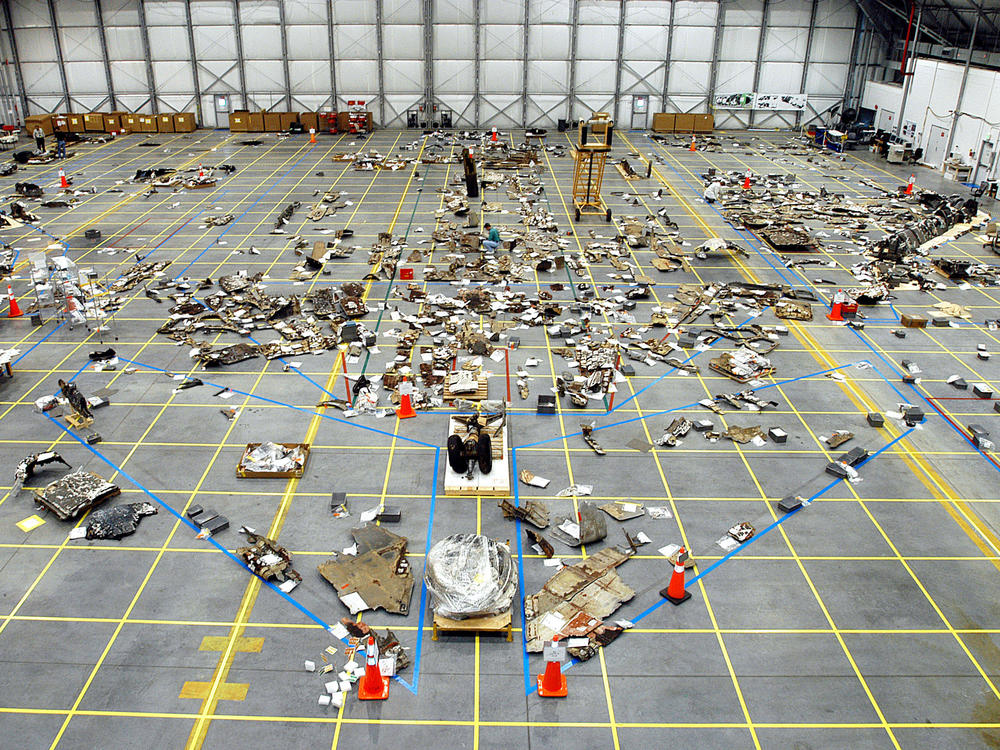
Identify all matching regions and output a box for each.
[58,168,68,189]
[309,128,316,144]
[743,170,752,190]
[904,174,914,195]
[689,136,696,152]
[357,636,390,701]
[537,638,568,697]
[826,289,846,321]
[491,127,498,142]
[6,285,22,318]
[198,163,204,178]
[659,546,691,604]
[396,376,417,419]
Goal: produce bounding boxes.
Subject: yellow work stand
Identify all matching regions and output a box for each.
[572,112,614,222]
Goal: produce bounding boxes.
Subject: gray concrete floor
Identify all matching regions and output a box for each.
[0,126,999,750]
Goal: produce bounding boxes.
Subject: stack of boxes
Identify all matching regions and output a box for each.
[22,112,197,136]
[228,109,372,133]
[229,110,304,132]
[651,112,714,133]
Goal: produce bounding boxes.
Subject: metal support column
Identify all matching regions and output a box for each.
[1,0,27,120]
[424,0,434,120]
[326,0,338,112]
[750,0,770,128]
[521,0,530,126]
[707,0,726,114]
[232,0,248,110]
[375,0,385,126]
[474,0,481,126]
[136,0,158,114]
[94,0,117,111]
[183,0,202,124]
[612,0,626,123]
[45,0,70,112]
[842,12,864,112]
[567,0,579,123]
[893,3,921,137]
[944,11,979,163]
[660,0,676,113]
[796,0,819,126]
[277,0,292,110]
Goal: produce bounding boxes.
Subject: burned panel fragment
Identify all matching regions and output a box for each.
[33,470,121,521]
[318,525,415,615]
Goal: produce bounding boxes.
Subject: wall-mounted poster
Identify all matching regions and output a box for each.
[713,93,754,109]
[753,93,807,111]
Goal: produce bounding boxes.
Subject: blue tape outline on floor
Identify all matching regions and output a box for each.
[521,425,916,695]
[55,352,444,694]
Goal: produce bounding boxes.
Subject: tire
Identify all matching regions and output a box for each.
[574,207,580,222]
[605,208,612,222]
[477,434,493,474]
[447,434,468,473]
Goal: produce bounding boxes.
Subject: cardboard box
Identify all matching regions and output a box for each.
[300,112,319,132]
[336,111,350,132]
[173,112,196,132]
[900,314,928,328]
[24,115,53,136]
[66,114,85,132]
[263,112,282,131]
[123,113,140,132]
[651,113,675,133]
[140,116,157,133]
[84,113,105,131]
[693,113,714,133]
[157,114,175,133]
[247,112,264,132]
[674,113,696,132]
[229,111,249,132]
[51,115,69,133]
[279,112,299,129]
[103,114,122,133]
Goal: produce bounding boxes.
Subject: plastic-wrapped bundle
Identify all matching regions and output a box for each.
[424,533,517,619]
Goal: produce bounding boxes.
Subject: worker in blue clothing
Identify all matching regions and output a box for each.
[482,222,501,251]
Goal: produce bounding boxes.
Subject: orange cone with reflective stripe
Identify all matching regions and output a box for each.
[743,170,752,190]
[59,168,68,189]
[357,636,390,700]
[660,546,691,604]
[904,174,914,195]
[491,127,498,142]
[689,135,696,152]
[537,638,568,697]
[6,285,22,318]
[396,376,416,419]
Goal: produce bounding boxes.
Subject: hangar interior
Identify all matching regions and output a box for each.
[1,1,1000,749]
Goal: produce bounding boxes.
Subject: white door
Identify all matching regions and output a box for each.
[923,125,949,168]
[877,108,895,132]
[974,140,994,185]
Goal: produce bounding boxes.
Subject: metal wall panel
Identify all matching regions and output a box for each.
[10,0,859,125]
[148,27,190,61]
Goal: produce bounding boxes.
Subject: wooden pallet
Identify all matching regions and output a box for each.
[443,374,488,401]
[432,610,512,641]
[614,162,642,180]
[444,417,510,497]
